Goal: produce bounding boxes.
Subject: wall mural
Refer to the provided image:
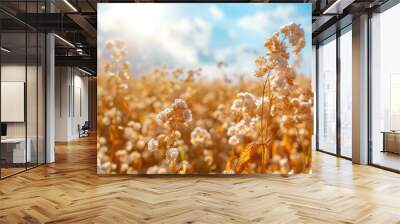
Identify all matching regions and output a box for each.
[97,3,313,175]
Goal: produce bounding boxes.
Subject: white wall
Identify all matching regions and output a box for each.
[54,67,89,141]
[1,65,38,138]
[72,73,89,138]
[1,66,26,139]
[1,64,46,164]
[55,67,69,141]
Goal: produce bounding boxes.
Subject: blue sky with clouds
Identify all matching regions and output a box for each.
[98,3,312,79]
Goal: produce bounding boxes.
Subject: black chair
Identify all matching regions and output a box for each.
[79,121,90,138]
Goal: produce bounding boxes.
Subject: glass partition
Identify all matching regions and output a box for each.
[339,27,352,158]
[317,36,337,154]
[27,30,38,169]
[0,1,46,179]
[371,3,400,171]
[38,32,45,165]
[1,30,28,177]
[312,45,317,151]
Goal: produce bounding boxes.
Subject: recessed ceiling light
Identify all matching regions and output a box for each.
[63,0,78,12]
[78,67,93,76]
[323,0,355,15]
[1,47,11,53]
[54,34,75,48]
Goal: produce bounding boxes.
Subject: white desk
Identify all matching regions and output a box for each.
[1,138,31,163]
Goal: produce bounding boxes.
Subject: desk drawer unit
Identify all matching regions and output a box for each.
[1,139,32,164]
[383,132,400,154]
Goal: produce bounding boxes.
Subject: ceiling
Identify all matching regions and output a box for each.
[0,0,393,74]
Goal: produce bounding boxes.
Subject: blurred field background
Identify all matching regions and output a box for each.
[97,3,313,175]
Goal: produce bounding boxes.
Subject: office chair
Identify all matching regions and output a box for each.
[79,121,90,138]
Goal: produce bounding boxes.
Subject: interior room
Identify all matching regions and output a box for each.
[0,0,400,223]
[0,12,46,177]
[370,2,400,171]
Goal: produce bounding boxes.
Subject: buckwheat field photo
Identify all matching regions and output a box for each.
[97,3,313,175]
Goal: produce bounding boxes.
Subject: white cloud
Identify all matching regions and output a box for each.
[98,4,212,70]
[209,5,224,20]
[97,4,310,80]
[273,5,296,19]
[238,11,270,33]
[228,29,237,39]
[237,5,299,33]
[213,45,257,78]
